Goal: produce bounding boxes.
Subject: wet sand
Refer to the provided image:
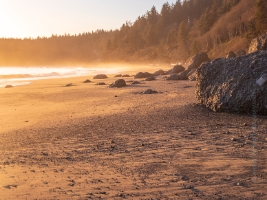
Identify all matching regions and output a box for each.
[1,73,267,199]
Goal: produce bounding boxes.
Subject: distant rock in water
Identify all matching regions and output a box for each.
[109,79,126,88]
[96,82,106,85]
[135,72,153,79]
[236,50,246,56]
[83,79,91,83]
[93,74,108,79]
[248,33,267,53]
[226,51,236,58]
[196,50,267,114]
[5,85,13,88]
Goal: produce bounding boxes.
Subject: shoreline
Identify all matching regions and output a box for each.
[1,73,267,199]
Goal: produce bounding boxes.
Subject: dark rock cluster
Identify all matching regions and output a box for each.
[167,52,210,81]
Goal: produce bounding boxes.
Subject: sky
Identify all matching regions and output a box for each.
[0,0,177,39]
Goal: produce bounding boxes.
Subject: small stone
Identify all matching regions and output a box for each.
[185,185,194,189]
[131,81,141,85]
[145,76,155,81]
[65,83,73,87]
[5,85,13,88]
[122,74,130,77]
[96,82,106,85]
[142,89,158,94]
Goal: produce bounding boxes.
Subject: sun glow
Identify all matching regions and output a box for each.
[0,1,28,38]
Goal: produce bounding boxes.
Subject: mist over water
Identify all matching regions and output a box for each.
[0,66,120,88]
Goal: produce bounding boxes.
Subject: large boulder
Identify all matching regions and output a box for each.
[109,79,126,88]
[196,50,267,114]
[135,72,153,79]
[248,33,267,53]
[93,74,108,79]
[187,52,210,72]
[172,65,185,73]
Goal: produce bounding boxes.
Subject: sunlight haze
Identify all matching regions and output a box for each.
[0,0,177,39]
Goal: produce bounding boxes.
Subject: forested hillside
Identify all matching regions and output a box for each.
[0,0,266,66]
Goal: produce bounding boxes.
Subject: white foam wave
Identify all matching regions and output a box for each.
[0,66,122,88]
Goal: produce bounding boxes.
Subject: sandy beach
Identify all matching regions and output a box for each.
[1,70,267,199]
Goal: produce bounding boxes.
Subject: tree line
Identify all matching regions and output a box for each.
[0,0,266,66]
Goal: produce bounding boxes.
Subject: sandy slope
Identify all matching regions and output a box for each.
[0,73,267,199]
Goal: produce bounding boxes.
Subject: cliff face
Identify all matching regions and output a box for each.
[196,50,267,114]
[248,34,267,53]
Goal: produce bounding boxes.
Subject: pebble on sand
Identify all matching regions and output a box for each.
[96,82,106,85]
[65,83,73,87]
[83,79,91,83]
[140,89,158,94]
[5,85,13,88]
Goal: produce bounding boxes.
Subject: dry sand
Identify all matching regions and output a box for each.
[0,70,267,199]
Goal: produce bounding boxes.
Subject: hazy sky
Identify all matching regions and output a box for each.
[0,0,177,39]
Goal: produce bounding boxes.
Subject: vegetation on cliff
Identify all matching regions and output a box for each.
[0,0,265,65]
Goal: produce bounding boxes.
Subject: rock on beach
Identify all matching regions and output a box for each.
[196,50,267,114]
[135,72,153,79]
[93,74,108,79]
[109,79,127,88]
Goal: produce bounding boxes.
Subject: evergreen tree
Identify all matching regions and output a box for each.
[167,29,177,48]
[177,21,189,46]
[146,24,158,45]
[147,6,159,25]
[191,40,201,54]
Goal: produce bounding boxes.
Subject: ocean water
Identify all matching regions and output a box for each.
[0,66,119,88]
